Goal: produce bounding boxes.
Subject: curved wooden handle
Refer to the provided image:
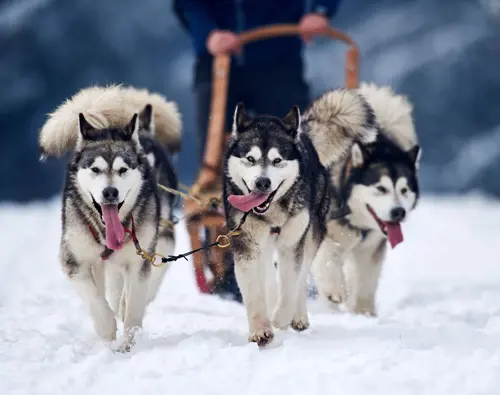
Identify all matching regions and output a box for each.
[239,24,356,47]
[193,24,359,193]
[239,24,359,89]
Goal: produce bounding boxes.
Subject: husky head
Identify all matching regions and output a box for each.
[345,135,420,248]
[71,105,153,250]
[225,103,302,215]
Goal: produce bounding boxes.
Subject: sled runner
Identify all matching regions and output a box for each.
[182,23,360,294]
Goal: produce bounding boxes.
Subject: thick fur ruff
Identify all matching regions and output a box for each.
[302,88,377,167]
[39,84,182,158]
[357,82,417,150]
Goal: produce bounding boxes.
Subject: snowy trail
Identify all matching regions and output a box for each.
[1,195,500,395]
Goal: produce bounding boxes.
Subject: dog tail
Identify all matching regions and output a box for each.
[303,88,377,167]
[38,84,182,159]
[357,82,417,150]
[120,86,182,153]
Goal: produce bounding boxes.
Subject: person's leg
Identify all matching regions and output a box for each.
[207,68,249,301]
[210,72,244,302]
[193,61,244,301]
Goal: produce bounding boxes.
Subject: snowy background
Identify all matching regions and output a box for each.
[2,0,500,393]
[1,196,500,394]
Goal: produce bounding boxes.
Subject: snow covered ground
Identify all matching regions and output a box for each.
[1,195,500,395]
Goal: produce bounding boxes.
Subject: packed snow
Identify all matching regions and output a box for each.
[1,195,500,395]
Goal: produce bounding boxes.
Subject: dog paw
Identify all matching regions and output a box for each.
[316,274,346,307]
[115,339,134,353]
[352,298,377,317]
[93,310,117,341]
[290,318,309,332]
[327,292,344,305]
[353,307,377,317]
[248,328,274,347]
[114,326,141,353]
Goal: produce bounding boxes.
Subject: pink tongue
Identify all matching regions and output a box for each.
[385,222,403,249]
[228,192,270,212]
[101,204,125,250]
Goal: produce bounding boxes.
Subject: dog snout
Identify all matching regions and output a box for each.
[255,177,271,193]
[102,186,119,203]
[390,207,406,222]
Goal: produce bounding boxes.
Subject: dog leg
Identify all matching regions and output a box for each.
[234,245,273,347]
[116,262,150,352]
[272,210,311,330]
[264,252,279,315]
[291,235,318,332]
[105,265,124,319]
[271,248,299,330]
[70,264,117,341]
[291,268,310,331]
[311,237,346,306]
[347,241,386,316]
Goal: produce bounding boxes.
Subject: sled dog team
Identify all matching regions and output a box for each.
[38,82,420,352]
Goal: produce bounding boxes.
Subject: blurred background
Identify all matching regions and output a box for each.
[1,0,500,203]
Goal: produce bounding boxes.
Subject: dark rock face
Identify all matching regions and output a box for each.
[1,0,499,202]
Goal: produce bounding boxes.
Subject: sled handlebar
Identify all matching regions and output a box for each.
[238,24,359,88]
[193,24,360,195]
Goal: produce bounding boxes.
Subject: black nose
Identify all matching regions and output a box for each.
[390,207,406,222]
[255,177,271,193]
[102,187,119,202]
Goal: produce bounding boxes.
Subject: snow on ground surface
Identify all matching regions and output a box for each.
[1,195,500,395]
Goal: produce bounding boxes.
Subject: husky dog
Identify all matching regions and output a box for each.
[222,103,334,346]
[306,83,421,317]
[38,85,181,351]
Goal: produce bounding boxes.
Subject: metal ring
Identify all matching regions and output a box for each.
[151,252,167,267]
[216,234,231,248]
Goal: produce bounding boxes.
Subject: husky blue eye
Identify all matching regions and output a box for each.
[246,156,255,163]
[272,158,282,165]
[118,167,128,175]
[377,186,387,194]
[91,167,100,174]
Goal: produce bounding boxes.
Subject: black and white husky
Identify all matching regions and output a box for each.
[222,103,332,346]
[38,85,181,351]
[305,83,421,317]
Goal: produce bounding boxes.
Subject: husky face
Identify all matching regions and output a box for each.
[345,136,420,240]
[226,103,302,215]
[76,152,142,210]
[73,109,151,224]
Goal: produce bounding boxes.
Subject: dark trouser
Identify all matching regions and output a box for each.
[193,58,310,300]
[194,59,311,159]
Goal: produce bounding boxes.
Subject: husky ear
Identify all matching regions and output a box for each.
[124,113,141,147]
[351,143,364,168]
[232,102,251,137]
[283,105,301,138]
[407,145,421,168]
[138,104,154,134]
[78,113,97,140]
